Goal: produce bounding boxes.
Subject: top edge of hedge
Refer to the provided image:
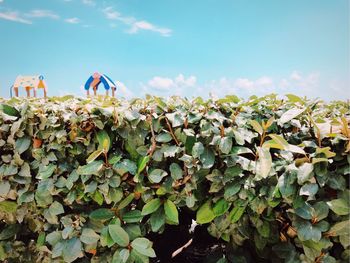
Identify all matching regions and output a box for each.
[0,94,349,263]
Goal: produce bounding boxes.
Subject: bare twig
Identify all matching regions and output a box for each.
[147,115,157,157]
[171,238,193,258]
[165,117,180,145]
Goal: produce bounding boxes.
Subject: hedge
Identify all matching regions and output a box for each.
[0,94,349,263]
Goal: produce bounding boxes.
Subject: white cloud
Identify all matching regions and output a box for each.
[148,74,197,91]
[0,11,32,24]
[234,78,254,89]
[82,0,95,6]
[148,77,174,90]
[102,7,172,37]
[65,17,80,24]
[134,70,349,100]
[290,71,302,81]
[116,81,134,98]
[25,10,59,19]
[233,76,273,91]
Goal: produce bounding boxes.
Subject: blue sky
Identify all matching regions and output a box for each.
[0,0,348,100]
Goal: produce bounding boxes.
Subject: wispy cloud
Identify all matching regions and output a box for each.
[102,7,172,37]
[129,20,172,36]
[0,11,32,24]
[82,0,95,6]
[116,81,134,98]
[280,71,320,91]
[65,17,80,24]
[25,9,59,19]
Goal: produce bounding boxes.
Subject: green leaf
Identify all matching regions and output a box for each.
[0,224,20,240]
[313,202,329,221]
[229,204,246,223]
[257,221,270,238]
[316,147,336,158]
[148,169,167,183]
[279,108,306,124]
[196,201,215,224]
[224,183,241,199]
[295,202,313,220]
[0,104,19,117]
[192,142,204,158]
[97,130,111,152]
[37,232,46,247]
[125,224,142,241]
[77,160,104,176]
[299,183,318,197]
[224,166,243,180]
[114,159,137,176]
[327,199,350,215]
[15,137,31,154]
[62,238,83,263]
[186,195,196,208]
[213,199,230,216]
[150,206,165,232]
[90,208,115,221]
[112,248,130,263]
[256,147,272,179]
[166,112,183,127]
[141,198,162,215]
[117,193,134,210]
[249,120,263,135]
[131,238,156,258]
[122,210,143,223]
[286,94,303,103]
[36,164,56,180]
[0,181,10,198]
[109,154,122,165]
[229,146,254,156]
[100,226,114,248]
[169,163,183,180]
[200,148,215,169]
[164,199,179,224]
[80,228,100,244]
[268,134,305,154]
[35,179,54,207]
[297,163,314,185]
[295,219,322,242]
[46,231,61,246]
[0,201,17,213]
[328,221,350,236]
[92,190,104,205]
[156,132,172,143]
[137,156,150,176]
[48,201,64,216]
[86,149,103,163]
[108,224,130,247]
[219,137,233,154]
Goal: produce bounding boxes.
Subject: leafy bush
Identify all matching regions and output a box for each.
[0,94,349,263]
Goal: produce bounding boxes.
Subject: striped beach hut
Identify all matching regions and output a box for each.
[84,72,117,97]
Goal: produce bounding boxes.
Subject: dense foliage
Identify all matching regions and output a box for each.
[0,94,349,263]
